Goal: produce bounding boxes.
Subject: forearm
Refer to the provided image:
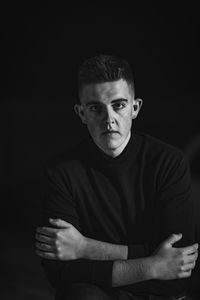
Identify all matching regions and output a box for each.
[112,257,154,287]
[41,257,114,289]
[41,255,154,289]
[82,237,128,260]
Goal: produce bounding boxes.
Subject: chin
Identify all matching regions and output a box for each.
[104,141,121,151]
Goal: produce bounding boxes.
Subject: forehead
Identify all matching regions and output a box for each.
[80,79,133,105]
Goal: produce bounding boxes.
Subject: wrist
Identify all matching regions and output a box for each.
[78,235,88,259]
[136,256,156,281]
[78,237,128,260]
[112,256,156,287]
[147,256,158,280]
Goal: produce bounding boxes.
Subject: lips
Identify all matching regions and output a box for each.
[102,130,119,135]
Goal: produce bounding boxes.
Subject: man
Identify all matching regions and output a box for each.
[36,55,198,300]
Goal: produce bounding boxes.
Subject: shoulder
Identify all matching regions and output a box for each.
[44,138,88,175]
[135,131,184,157]
[134,132,191,191]
[134,131,188,173]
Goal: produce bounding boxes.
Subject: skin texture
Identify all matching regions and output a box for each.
[36,219,198,285]
[74,79,142,157]
[36,218,128,260]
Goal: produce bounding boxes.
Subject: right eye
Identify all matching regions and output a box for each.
[88,105,101,113]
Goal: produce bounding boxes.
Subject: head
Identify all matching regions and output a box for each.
[75,55,142,157]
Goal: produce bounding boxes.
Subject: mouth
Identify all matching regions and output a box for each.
[102,130,119,136]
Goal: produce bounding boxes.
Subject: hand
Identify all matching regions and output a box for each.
[151,233,198,280]
[35,219,86,260]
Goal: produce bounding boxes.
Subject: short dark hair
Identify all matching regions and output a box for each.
[78,54,135,96]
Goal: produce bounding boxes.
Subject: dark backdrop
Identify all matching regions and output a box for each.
[1,2,200,299]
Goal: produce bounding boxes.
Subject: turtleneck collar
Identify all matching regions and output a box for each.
[82,129,141,167]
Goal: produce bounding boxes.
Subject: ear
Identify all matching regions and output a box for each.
[132,98,143,119]
[74,104,87,124]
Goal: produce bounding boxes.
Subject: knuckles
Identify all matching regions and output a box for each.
[55,230,63,239]
[191,262,196,269]
[179,257,186,266]
[55,231,60,238]
[177,249,184,257]
[176,272,183,279]
[57,251,63,260]
[55,239,60,247]
[179,265,185,272]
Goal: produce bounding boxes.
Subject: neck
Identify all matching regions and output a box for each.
[100,131,131,158]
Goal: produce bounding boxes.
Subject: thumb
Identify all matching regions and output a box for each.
[49,218,70,228]
[164,233,182,247]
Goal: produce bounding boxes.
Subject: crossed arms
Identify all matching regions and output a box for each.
[36,218,198,287]
[36,155,198,293]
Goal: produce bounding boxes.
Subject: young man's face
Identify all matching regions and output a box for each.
[75,79,142,157]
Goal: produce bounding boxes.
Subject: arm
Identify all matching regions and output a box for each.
[38,163,118,289]
[36,218,128,261]
[110,152,198,295]
[112,234,198,287]
[130,152,198,296]
[36,217,147,261]
[83,237,128,260]
[36,219,198,288]
[36,223,198,287]
[38,153,197,291]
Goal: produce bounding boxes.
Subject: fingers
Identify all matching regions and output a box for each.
[35,233,54,244]
[35,232,56,258]
[183,251,198,264]
[177,248,198,278]
[36,241,55,252]
[181,243,199,255]
[177,243,198,266]
[164,233,182,247]
[35,231,58,259]
[35,227,57,259]
[181,262,196,272]
[36,219,72,237]
[35,223,66,260]
[176,263,196,279]
[180,270,192,278]
[36,226,57,236]
[49,218,71,228]
[36,249,57,260]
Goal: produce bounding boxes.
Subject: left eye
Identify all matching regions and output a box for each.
[88,105,101,112]
[113,103,125,110]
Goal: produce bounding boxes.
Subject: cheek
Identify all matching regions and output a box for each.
[86,118,100,134]
[120,111,133,128]
[86,114,102,126]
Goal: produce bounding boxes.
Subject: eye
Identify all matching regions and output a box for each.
[113,102,126,110]
[88,105,101,113]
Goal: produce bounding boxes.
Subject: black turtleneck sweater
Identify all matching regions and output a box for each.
[40,130,195,297]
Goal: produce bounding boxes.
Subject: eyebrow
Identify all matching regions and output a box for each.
[85,98,128,107]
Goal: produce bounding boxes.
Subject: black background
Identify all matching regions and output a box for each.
[1,1,200,299]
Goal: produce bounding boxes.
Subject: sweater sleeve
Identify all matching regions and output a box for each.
[153,152,195,295]
[155,153,195,249]
[128,243,149,259]
[125,152,195,297]
[39,163,114,289]
[131,151,196,297]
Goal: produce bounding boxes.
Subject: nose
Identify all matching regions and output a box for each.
[103,107,115,126]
